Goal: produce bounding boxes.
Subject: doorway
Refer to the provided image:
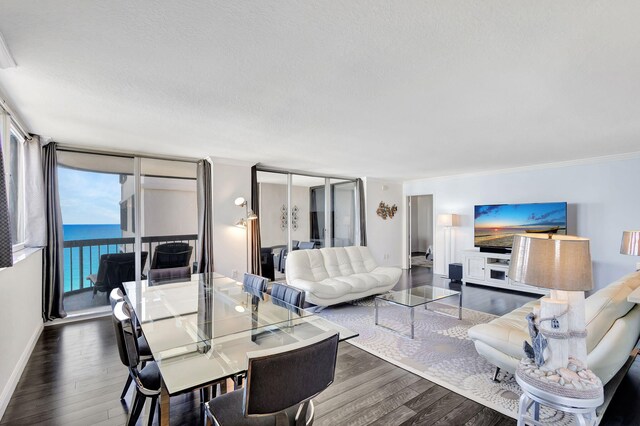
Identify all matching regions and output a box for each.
[408,194,434,269]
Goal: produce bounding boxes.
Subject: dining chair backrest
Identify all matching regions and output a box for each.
[112,300,141,368]
[148,266,191,282]
[243,273,268,298]
[270,283,305,312]
[109,288,125,309]
[151,242,193,269]
[243,331,339,417]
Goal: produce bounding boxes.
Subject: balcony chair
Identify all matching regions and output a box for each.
[204,331,339,426]
[150,242,193,269]
[112,300,161,425]
[148,265,191,283]
[88,252,148,300]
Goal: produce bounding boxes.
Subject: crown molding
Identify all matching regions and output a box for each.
[0,32,16,69]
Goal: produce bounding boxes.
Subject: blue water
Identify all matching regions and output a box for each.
[63,224,123,293]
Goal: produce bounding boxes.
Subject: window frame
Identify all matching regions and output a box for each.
[1,111,26,251]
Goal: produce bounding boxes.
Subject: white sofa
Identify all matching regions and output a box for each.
[468,271,640,385]
[285,246,402,307]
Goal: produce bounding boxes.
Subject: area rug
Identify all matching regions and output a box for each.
[318,298,578,424]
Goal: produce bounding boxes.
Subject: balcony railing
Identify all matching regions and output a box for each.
[63,234,198,294]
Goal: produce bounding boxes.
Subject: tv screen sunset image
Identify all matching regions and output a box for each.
[474,202,567,248]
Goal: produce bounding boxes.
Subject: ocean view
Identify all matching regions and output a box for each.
[63,224,122,293]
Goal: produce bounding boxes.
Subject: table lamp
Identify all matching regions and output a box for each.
[621,231,640,270]
[510,234,603,398]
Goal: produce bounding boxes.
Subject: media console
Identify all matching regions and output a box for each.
[462,249,549,295]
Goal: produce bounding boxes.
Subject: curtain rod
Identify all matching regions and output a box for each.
[56,144,200,164]
[0,97,32,140]
[255,164,357,181]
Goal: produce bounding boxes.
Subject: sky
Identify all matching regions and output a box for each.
[475,203,567,228]
[58,167,121,224]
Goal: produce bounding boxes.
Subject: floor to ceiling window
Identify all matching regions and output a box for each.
[57,150,198,315]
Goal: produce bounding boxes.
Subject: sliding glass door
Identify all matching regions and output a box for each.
[57,151,198,315]
[139,158,198,275]
[57,151,134,314]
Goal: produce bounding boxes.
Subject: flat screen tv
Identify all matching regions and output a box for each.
[474,202,567,252]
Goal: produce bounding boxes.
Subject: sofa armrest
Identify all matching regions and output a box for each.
[587,304,640,385]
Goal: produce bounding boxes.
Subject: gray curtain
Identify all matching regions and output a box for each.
[250,165,261,275]
[0,135,13,267]
[196,159,214,274]
[42,142,66,320]
[24,136,46,247]
[356,178,367,246]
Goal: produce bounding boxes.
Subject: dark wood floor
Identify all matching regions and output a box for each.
[1,267,637,425]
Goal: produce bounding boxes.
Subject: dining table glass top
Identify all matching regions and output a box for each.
[123,273,357,395]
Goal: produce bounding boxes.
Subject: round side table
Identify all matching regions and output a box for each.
[515,371,603,426]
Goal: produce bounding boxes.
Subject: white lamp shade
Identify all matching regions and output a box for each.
[234,197,246,207]
[438,213,458,227]
[621,231,640,256]
[509,234,593,291]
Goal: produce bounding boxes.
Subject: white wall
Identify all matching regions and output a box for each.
[212,162,251,278]
[0,250,43,418]
[365,178,403,267]
[404,154,640,291]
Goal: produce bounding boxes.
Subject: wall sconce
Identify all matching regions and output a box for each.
[235,197,258,272]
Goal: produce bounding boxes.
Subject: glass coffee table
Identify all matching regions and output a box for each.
[374,285,462,339]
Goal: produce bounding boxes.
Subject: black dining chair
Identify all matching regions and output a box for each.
[112,300,161,426]
[110,291,153,401]
[270,283,306,314]
[150,242,193,269]
[242,273,268,298]
[148,265,191,283]
[204,331,339,426]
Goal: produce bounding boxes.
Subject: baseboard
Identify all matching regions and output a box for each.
[0,322,43,420]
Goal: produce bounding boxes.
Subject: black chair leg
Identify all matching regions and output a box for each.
[120,375,133,400]
[147,396,158,426]
[127,389,146,426]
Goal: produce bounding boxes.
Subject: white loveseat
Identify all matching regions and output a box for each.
[285,246,402,307]
[468,271,640,385]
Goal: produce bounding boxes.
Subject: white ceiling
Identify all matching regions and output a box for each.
[1,1,639,181]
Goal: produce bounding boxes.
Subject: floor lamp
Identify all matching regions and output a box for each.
[234,197,258,273]
[438,214,457,277]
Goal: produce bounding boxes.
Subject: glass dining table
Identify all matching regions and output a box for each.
[123,272,357,426]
